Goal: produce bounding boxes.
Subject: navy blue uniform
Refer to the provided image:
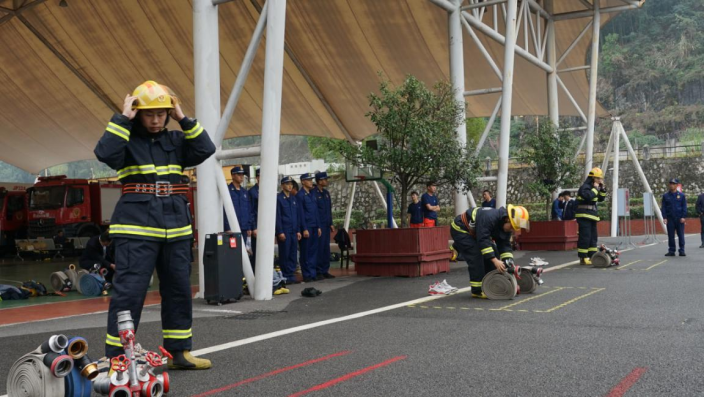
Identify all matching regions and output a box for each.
[661,190,687,254]
[297,188,320,280]
[421,193,438,222]
[224,184,253,233]
[95,113,215,357]
[249,183,260,260]
[696,193,704,246]
[451,207,513,293]
[314,187,333,275]
[407,202,423,225]
[575,177,607,259]
[79,235,115,282]
[276,192,301,282]
[481,198,496,208]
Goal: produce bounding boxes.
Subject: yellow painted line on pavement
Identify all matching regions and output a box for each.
[535,288,605,313]
[616,259,642,269]
[644,259,668,271]
[493,287,565,311]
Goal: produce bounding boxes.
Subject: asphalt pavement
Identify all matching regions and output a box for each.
[0,235,702,396]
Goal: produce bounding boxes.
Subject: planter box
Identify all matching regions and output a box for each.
[352,226,451,277]
[517,220,578,251]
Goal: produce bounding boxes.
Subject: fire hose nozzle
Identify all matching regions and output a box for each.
[108,384,132,397]
[67,336,88,359]
[76,355,99,380]
[41,334,69,354]
[68,263,76,270]
[94,376,111,394]
[142,378,165,397]
[156,373,170,394]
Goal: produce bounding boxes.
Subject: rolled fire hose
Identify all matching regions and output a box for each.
[516,272,538,294]
[74,270,90,295]
[50,271,72,293]
[591,251,612,268]
[64,365,92,397]
[481,270,518,300]
[78,273,106,297]
[6,335,72,397]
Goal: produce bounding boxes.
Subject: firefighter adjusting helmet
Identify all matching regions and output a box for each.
[588,167,604,179]
[131,80,176,109]
[507,204,530,231]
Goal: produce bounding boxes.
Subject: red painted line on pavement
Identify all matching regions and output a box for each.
[191,350,352,397]
[605,367,648,397]
[288,355,407,397]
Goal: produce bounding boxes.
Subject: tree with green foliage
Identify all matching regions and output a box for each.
[517,119,580,220]
[322,75,481,227]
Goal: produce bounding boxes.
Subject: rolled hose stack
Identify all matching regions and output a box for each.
[482,270,518,300]
[78,273,108,297]
[74,270,90,295]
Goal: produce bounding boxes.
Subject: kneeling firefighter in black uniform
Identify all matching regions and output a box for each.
[451,205,530,298]
[95,81,216,369]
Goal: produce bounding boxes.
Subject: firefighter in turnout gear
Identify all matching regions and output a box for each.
[450,205,530,298]
[575,167,607,265]
[94,81,215,369]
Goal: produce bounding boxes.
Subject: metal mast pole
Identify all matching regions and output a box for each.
[449,0,469,215]
[584,0,601,176]
[610,122,620,237]
[496,0,519,208]
[545,0,559,127]
[193,0,221,299]
[254,0,287,300]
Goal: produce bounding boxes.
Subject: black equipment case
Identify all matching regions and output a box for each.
[203,232,244,305]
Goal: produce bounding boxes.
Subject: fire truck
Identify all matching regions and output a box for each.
[0,183,33,251]
[27,176,197,239]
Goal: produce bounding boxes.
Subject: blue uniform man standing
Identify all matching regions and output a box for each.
[661,178,688,257]
[225,166,254,258]
[276,176,302,284]
[249,168,260,260]
[314,172,336,279]
[297,173,321,282]
[421,182,440,227]
[696,193,704,249]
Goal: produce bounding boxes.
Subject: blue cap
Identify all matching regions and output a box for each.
[669,178,680,184]
[281,176,293,184]
[255,168,260,177]
[230,165,245,175]
[300,172,315,181]
[315,171,329,180]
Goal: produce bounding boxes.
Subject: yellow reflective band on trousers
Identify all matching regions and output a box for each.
[117,164,183,179]
[110,224,192,239]
[451,221,468,234]
[500,252,514,259]
[163,329,193,339]
[481,247,494,255]
[106,122,130,141]
[183,122,204,139]
[106,334,121,347]
[470,281,482,287]
[577,248,589,253]
[588,247,598,252]
[575,213,600,221]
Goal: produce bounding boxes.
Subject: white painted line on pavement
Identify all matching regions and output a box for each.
[190,287,471,357]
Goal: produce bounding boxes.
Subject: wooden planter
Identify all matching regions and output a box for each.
[351,226,452,277]
[517,220,578,251]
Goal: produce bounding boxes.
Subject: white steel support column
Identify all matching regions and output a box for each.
[496,0,519,208]
[545,0,559,127]
[449,0,468,215]
[610,123,620,237]
[343,183,357,231]
[584,0,601,176]
[193,0,222,299]
[254,0,287,300]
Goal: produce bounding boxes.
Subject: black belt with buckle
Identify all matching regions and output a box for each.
[122,182,189,197]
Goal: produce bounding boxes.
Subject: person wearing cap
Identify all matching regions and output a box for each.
[696,192,703,249]
[661,179,688,256]
[450,205,530,299]
[313,171,336,279]
[297,172,321,282]
[421,182,441,227]
[249,168,261,261]
[574,167,607,265]
[94,81,215,369]
[225,165,254,254]
[276,176,303,284]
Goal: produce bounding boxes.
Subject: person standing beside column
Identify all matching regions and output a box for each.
[661,178,687,257]
[421,182,440,227]
[314,171,335,279]
[297,173,321,282]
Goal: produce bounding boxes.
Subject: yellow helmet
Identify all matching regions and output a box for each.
[507,204,530,231]
[588,167,604,179]
[131,80,175,110]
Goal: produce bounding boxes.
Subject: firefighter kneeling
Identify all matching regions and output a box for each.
[450,204,530,299]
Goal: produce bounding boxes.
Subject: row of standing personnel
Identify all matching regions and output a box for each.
[224,167,335,284]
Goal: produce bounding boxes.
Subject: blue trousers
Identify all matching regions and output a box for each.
[277,232,298,282]
[105,238,192,358]
[317,226,331,275]
[666,218,685,253]
[299,227,319,279]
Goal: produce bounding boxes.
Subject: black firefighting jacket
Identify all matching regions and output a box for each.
[94,114,215,241]
[451,207,514,261]
[575,177,607,221]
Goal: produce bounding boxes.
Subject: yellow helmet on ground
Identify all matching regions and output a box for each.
[588,167,604,178]
[131,80,175,109]
[507,204,530,231]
